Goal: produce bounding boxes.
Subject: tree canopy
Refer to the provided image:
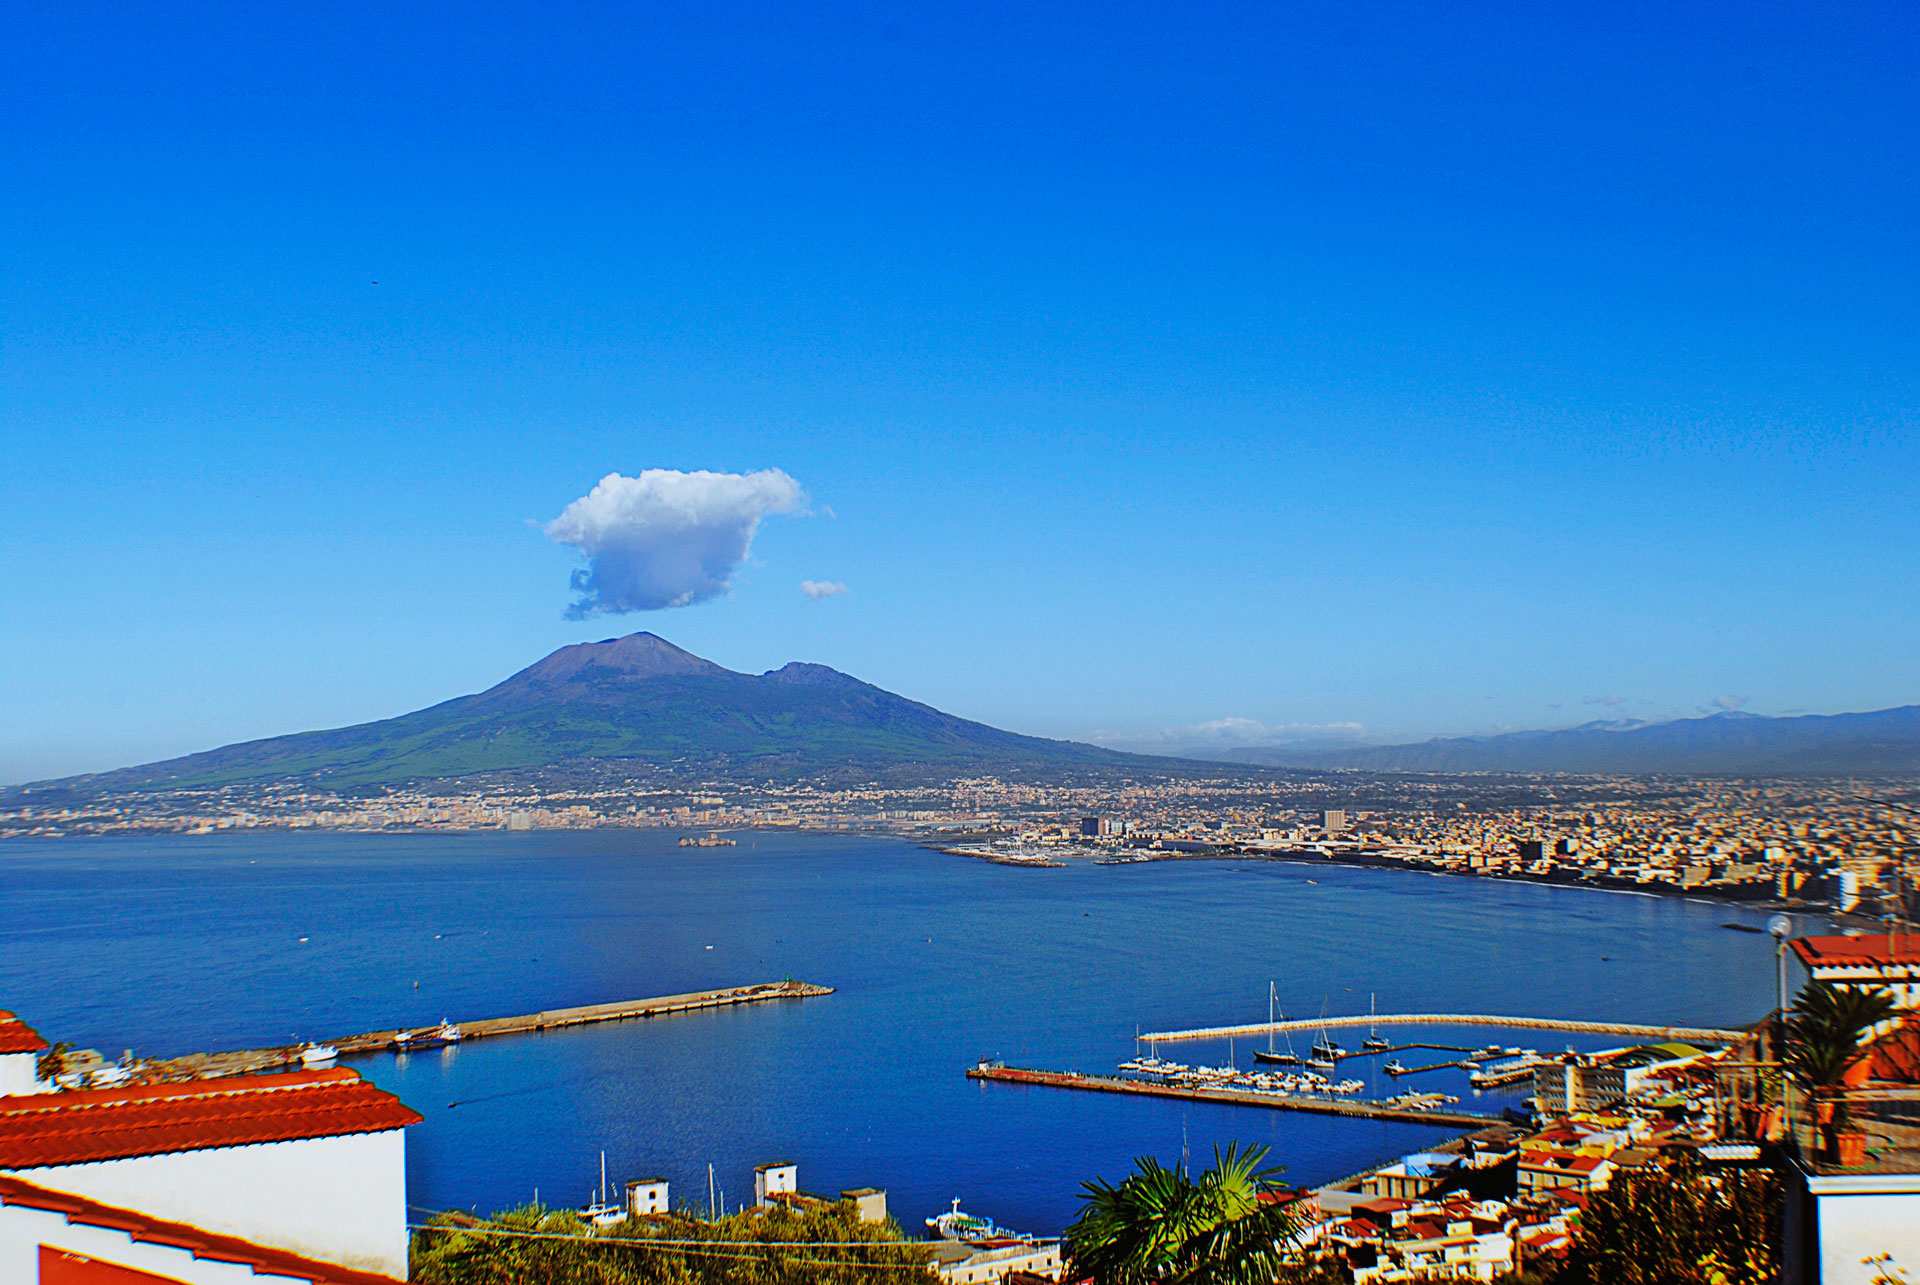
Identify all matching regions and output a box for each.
[1063,1143,1312,1285]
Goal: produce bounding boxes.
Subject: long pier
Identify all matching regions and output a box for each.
[147,980,833,1081]
[967,1064,1494,1128]
[1140,1013,1745,1044]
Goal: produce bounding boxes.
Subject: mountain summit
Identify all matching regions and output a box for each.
[21,633,1141,797]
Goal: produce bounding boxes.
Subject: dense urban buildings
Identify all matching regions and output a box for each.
[8,771,1914,916]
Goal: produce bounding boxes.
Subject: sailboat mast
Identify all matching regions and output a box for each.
[1268,982,1275,1055]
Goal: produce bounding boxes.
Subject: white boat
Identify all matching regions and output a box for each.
[580,1151,624,1228]
[927,1199,1018,1242]
[299,1043,338,1067]
[1254,983,1303,1065]
[1361,994,1391,1050]
[1383,1059,1407,1075]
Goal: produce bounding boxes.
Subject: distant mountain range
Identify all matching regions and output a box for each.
[14,635,1917,800]
[13,633,1156,799]
[1206,706,1920,776]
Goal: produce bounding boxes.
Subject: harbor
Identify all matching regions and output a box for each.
[142,980,834,1081]
[1139,1012,1749,1043]
[967,1064,1493,1128]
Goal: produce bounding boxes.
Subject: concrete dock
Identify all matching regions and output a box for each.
[967,1064,1494,1128]
[146,980,833,1081]
[1141,1013,1745,1044]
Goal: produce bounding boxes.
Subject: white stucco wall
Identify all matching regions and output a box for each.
[0,1052,48,1096]
[1811,1178,1920,1285]
[6,1128,409,1279]
[0,1195,317,1284]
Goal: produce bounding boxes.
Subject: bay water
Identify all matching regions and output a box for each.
[0,831,1801,1235]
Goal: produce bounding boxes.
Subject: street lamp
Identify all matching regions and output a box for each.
[1769,913,1794,1148]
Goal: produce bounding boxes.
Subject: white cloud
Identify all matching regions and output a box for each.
[545,468,805,617]
[800,580,850,599]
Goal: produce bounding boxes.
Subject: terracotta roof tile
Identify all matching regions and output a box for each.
[0,1012,49,1055]
[0,1068,421,1168]
[1791,935,1920,969]
[1,1171,402,1284]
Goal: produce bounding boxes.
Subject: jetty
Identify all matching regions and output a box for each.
[145,980,833,1081]
[1140,1013,1745,1044]
[967,1064,1494,1128]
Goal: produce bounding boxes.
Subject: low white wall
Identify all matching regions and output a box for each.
[0,1195,315,1284]
[0,1052,46,1096]
[9,1128,409,1279]
[1818,1187,1920,1285]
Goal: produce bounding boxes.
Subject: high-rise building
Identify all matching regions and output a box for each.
[1321,810,1348,834]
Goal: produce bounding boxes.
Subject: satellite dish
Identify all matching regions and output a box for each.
[1767,914,1793,940]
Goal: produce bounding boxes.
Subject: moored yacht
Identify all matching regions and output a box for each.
[927,1199,1019,1242]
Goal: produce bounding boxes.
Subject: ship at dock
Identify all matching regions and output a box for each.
[927,1199,1023,1243]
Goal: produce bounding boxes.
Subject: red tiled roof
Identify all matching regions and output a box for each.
[1791,935,1920,969]
[0,1171,401,1284]
[0,1011,49,1054]
[1861,1016,1920,1084]
[0,1068,421,1168]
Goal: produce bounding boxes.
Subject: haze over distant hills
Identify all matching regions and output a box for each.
[11,633,1157,799]
[1205,706,1920,776]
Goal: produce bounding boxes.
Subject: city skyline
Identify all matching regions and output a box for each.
[5,2,1919,782]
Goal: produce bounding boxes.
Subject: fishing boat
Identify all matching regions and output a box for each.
[1252,982,1301,1064]
[393,1020,464,1051]
[1361,994,1391,1051]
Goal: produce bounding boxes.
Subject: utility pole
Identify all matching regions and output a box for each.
[1769,914,1794,1148]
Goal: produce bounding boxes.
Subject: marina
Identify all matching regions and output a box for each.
[1140,1012,1749,1044]
[967,1064,1493,1128]
[143,980,834,1080]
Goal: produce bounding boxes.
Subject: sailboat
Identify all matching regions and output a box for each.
[1362,993,1391,1051]
[580,1150,624,1227]
[1309,1003,1344,1065]
[1252,982,1300,1065]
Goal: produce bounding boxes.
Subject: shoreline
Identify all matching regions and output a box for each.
[0,821,1874,928]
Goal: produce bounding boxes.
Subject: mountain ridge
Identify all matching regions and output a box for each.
[1204,705,1920,775]
[8,633,1164,799]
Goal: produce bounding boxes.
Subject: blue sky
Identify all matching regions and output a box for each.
[3,2,1917,782]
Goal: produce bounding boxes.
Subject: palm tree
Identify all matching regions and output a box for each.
[1785,979,1897,1154]
[1064,1143,1308,1285]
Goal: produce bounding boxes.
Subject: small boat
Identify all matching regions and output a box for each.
[1383,1059,1407,1075]
[1308,1053,1337,1071]
[927,1199,1018,1242]
[579,1151,624,1228]
[1361,993,1391,1050]
[1310,1001,1343,1059]
[1256,983,1302,1064]
[299,1043,339,1067]
[394,1020,464,1051]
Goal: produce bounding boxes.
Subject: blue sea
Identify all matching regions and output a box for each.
[0,831,1810,1235]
